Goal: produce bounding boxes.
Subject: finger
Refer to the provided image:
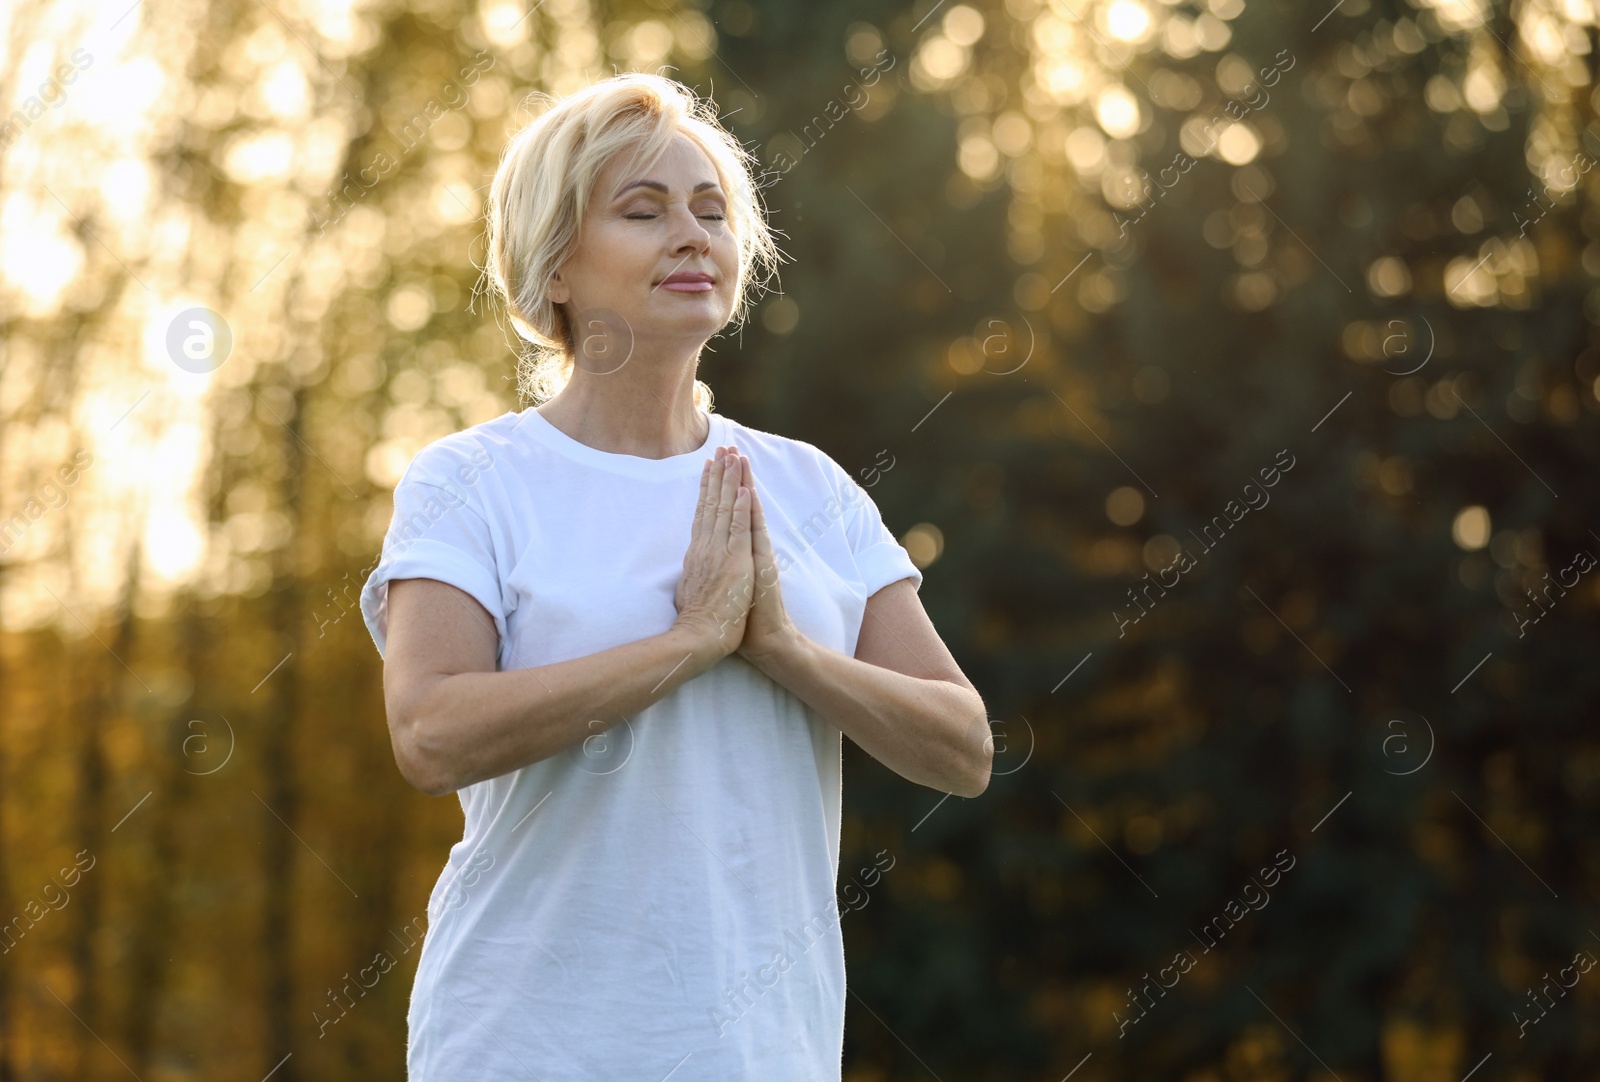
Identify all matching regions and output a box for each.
[747,484,779,597]
[748,480,773,556]
[727,484,752,554]
[712,448,740,541]
[741,456,772,554]
[736,457,761,544]
[699,446,726,538]
[692,456,714,544]
[727,453,752,547]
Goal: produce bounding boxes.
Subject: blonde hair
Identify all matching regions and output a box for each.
[481,72,784,410]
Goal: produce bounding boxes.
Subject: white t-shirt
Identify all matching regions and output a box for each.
[359,405,921,1081]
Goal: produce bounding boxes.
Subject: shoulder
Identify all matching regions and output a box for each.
[396,411,520,494]
[715,415,883,521]
[717,414,853,490]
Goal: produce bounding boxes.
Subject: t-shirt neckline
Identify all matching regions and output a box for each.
[515,406,727,481]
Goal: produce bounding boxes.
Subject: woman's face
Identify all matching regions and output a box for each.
[550,131,740,358]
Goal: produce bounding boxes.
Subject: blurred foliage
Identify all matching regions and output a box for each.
[1,0,1598,1078]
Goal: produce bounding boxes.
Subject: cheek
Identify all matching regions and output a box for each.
[586,226,655,283]
[713,235,741,283]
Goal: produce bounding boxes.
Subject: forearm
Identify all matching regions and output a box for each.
[752,634,991,797]
[413,625,717,795]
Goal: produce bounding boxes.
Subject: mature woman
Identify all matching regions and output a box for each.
[359,72,990,1080]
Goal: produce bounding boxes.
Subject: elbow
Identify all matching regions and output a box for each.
[412,766,455,800]
[400,746,449,798]
[394,713,455,798]
[964,699,993,798]
[947,705,992,799]
[965,758,991,798]
[956,755,991,799]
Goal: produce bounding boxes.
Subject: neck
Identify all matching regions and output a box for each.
[536,340,709,459]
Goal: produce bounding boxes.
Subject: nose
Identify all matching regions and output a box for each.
[666,202,713,259]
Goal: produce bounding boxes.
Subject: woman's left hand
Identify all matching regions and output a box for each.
[733,452,800,666]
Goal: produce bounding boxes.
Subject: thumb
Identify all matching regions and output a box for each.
[727,487,752,548]
[748,483,774,559]
[748,486,779,596]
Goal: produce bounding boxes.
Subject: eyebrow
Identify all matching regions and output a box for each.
[614,179,723,198]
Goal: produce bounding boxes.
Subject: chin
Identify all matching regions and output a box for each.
[636,313,730,344]
[650,297,735,328]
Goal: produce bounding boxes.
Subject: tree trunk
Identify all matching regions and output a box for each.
[65,538,141,1078]
[259,381,310,1080]
[122,570,197,1077]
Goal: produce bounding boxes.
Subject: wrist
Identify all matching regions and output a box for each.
[742,623,810,678]
[666,618,731,676]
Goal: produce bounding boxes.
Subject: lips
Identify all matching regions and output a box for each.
[658,271,715,292]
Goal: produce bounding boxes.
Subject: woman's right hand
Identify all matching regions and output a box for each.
[673,445,755,661]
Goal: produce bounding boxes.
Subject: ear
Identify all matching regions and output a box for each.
[548,272,568,305]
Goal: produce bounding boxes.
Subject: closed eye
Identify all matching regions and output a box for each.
[623,211,726,221]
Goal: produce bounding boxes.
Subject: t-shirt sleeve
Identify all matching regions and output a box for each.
[823,453,923,597]
[360,470,508,662]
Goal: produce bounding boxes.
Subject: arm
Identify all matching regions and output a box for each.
[746,577,992,798]
[382,577,723,797]
[381,445,757,797]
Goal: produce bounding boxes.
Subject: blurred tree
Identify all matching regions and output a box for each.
[0,0,1597,1078]
[699,0,1600,1078]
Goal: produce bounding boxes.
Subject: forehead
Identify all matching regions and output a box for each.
[600,131,720,195]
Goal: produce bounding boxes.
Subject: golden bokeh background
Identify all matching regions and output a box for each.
[3,0,1599,1078]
